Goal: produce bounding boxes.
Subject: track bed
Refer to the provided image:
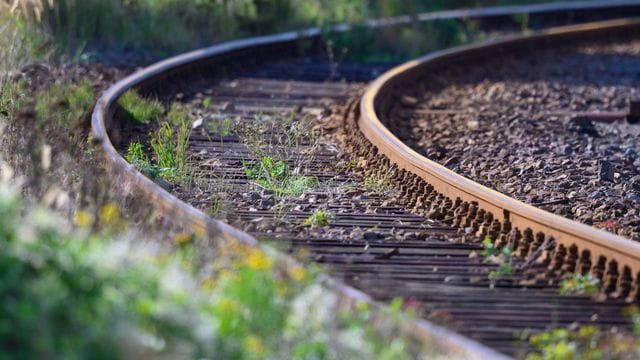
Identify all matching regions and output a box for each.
[391,36,640,241]
[116,56,635,357]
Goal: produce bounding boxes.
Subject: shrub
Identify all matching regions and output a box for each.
[0,182,216,359]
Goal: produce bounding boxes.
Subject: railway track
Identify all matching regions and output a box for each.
[93,3,640,359]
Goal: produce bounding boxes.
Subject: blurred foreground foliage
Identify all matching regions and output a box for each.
[0,174,422,359]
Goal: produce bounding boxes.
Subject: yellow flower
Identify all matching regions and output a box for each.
[99,202,119,225]
[244,335,266,357]
[218,298,238,313]
[217,269,234,281]
[173,232,193,246]
[74,210,93,228]
[288,266,306,282]
[200,278,215,290]
[194,226,206,238]
[276,285,289,297]
[246,248,273,270]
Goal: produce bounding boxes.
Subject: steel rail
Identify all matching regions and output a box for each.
[360,18,640,299]
[90,15,514,360]
[91,4,640,359]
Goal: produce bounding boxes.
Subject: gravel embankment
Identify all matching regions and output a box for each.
[396,38,640,240]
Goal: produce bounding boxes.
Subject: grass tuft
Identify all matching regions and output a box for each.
[559,272,601,296]
[118,90,163,124]
[364,166,395,193]
[125,141,160,179]
[303,209,332,227]
[244,156,317,198]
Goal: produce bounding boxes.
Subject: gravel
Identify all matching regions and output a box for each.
[395,38,640,241]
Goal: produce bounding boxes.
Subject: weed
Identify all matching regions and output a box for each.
[118,89,163,124]
[303,209,332,227]
[626,305,640,337]
[166,102,190,127]
[559,272,601,296]
[202,97,212,108]
[168,104,192,175]
[364,166,395,193]
[527,325,639,360]
[237,111,319,199]
[125,141,161,179]
[149,122,176,177]
[210,193,223,217]
[335,159,358,172]
[0,81,27,121]
[145,103,191,182]
[244,156,317,198]
[207,117,234,137]
[482,236,514,287]
[0,10,45,95]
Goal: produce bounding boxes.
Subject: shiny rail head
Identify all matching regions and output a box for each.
[359,18,640,301]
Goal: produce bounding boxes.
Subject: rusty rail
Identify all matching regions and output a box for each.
[360,18,640,301]
[92,4,640,359]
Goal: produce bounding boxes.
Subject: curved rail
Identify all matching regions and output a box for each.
[91,4,640,359]
[90,17,509,360]
[360,18,640,299]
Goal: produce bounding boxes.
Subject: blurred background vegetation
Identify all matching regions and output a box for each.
[3,0,572,60]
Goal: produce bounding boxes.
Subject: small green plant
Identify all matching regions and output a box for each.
[364,166,395,193]
[482,236,514,287]
[202,96,212,108]
[167,104,192,175]
[303,209,332,227]
[118,89,163,124]
[235,111,319,199]
[559,272,601,296]
[125,141,161,178]
[244,156,317,198]
[150,122,176,178]
[210,193,223,217]
[335,159,358,172]
[207,117,234,137]
[626,305,640,337]
[146,103,191,182]
[527,325,638,360]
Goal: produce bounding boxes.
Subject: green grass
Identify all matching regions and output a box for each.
[117,90,163,124]
[7,0,585,60]
[364,166,395,193]
[207,117,234,137]
[559,272,601,296]
[527,325,639,360]
[481,236,514,286]
[125,141,161,179]
[140,103,192,182]
[303,209,332,227]
[244,156,318,198]
[167,103,191,175]
[0,177,428,359]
